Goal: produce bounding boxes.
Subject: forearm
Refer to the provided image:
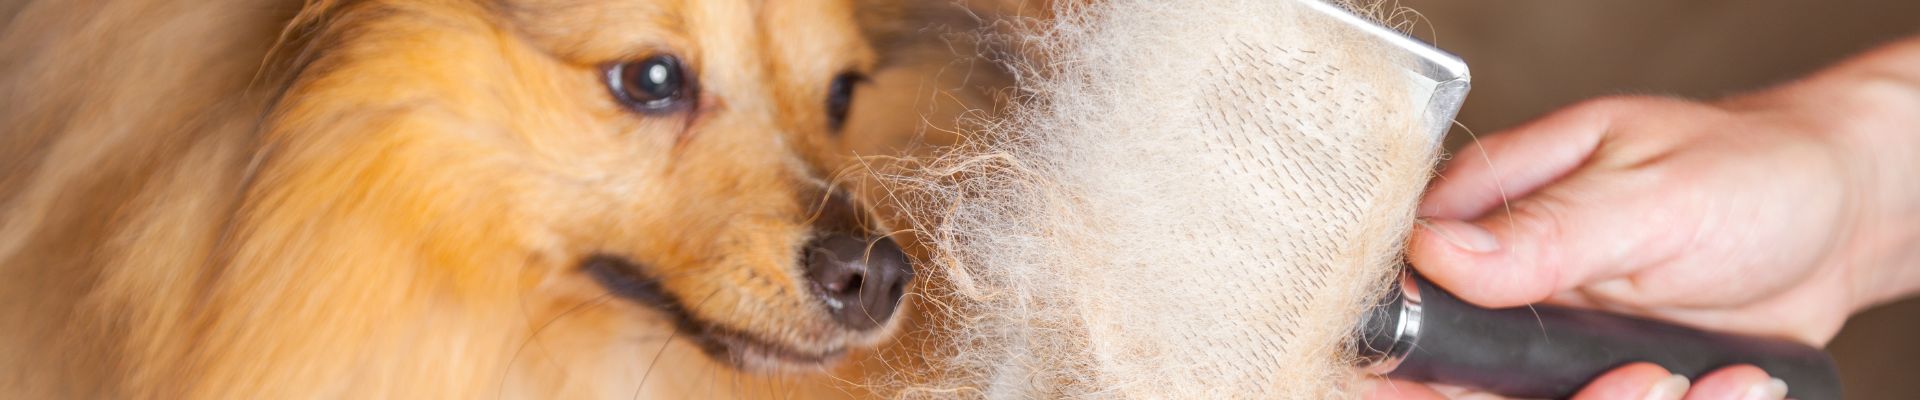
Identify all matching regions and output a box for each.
[1794,36,1920,309]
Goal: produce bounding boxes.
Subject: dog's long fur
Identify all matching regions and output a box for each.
[0,0,1000,397]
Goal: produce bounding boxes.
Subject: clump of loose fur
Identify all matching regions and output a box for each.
[874,0,1437,398]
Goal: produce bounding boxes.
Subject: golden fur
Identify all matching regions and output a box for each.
[0,0,999,397]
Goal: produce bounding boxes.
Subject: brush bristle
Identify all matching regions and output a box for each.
[874,0,1438,398]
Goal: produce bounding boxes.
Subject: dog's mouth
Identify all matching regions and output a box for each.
[581,255,846,372]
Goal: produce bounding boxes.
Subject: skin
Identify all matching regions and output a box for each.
[1366,37,1920,400]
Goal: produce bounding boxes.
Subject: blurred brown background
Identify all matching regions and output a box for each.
[1395,1,1920,398]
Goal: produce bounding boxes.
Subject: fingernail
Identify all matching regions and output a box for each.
[1423,219,1500,253]
[1742,378,1788,400]
[1643,374,1690,400]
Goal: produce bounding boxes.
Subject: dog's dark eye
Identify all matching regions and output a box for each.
[825,71,865,132]
[606,54,693,113]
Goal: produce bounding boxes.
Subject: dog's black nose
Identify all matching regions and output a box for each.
[804,234,914,330]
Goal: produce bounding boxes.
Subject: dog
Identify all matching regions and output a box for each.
[0,0,995,397]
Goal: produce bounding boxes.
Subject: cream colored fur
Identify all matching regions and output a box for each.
[876,0,1434,397]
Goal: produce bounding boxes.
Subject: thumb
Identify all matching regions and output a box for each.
[1409,97,1701,308]
[1410,172,1686,308]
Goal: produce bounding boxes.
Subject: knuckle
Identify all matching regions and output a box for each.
[1565,96,1652,117]
[1506,195,1573,270]
[1562,95,1710,125]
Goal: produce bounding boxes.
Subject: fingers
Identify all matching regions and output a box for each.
[1410,98,1701,308]
[1410,98,1625,307]
[1569,365,1786,400]
[1419,99,1615,221]
[1411,176,1675,307]
[1571,363,1686,400]
[1683,365,1787,400]
[1365,365,1782,400]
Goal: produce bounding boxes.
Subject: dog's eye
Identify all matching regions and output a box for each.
[606,55,693,113]
[825,71,866,132]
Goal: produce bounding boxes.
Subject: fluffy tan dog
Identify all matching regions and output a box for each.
[0,0,981,397]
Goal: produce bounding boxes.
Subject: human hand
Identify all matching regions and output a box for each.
[1417,94,1863,344]
[1367,94,1829,400]
[1364,37,1920,399]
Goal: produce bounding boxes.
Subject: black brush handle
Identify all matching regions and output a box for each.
[1358,272,1841,399]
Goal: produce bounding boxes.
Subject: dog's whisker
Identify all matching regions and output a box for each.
[704,358,720,398]
[632,326,680,400]
[732,360,747,398]
[633,286,726,399]
[497,291,618,400]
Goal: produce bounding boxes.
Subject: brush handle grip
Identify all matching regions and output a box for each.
[1362,273,1841,399]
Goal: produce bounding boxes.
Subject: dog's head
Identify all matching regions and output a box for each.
[264,0,932,373]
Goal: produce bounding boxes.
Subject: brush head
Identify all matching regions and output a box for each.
[1295,0,1471,145]
[877,0,1461,397]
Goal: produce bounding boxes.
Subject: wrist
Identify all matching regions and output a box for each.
[1794,41,1920,310]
